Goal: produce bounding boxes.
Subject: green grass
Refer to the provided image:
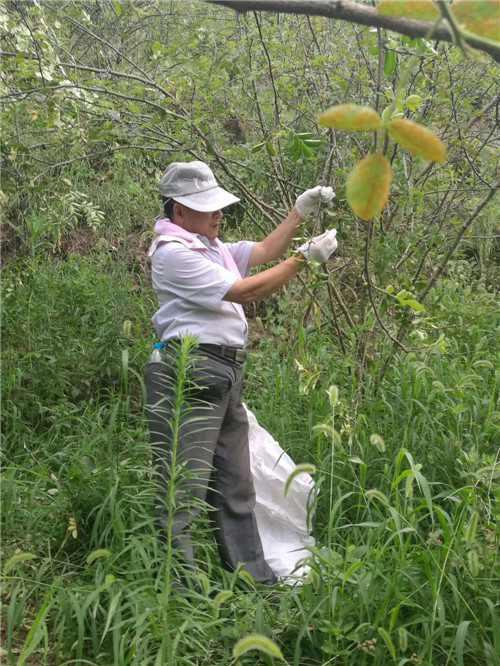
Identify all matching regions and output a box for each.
[1,253,499,665]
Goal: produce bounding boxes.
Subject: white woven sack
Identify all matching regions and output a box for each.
[245,405,315,582]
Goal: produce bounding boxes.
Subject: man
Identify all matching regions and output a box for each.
[145,160,337,589]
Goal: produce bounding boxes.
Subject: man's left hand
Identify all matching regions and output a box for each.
[294,186,335,219]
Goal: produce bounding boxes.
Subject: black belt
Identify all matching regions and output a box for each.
[198,343,247,364]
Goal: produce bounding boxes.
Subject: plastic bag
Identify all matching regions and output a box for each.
[245,405,315,582]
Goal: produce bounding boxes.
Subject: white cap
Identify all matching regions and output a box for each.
[159,161,240,212]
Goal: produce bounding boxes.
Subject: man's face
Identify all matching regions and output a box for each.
[174,203,222,240]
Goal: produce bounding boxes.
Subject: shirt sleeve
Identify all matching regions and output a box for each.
[152,243,237,309]
[224,240,255,278]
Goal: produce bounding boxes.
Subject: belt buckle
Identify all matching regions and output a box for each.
[234,349,247,363]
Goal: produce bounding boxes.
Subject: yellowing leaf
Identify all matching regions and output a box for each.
[377,0,439,20]
[388,119,446,162]
[319,104,381,131]
[451,0,500,42]
[346,153,392,220]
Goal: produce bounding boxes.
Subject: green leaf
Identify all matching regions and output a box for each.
[346,153,392,220]
[403,298,425,312]
[455,620,472,666]
[265,141,276,157]
[233,634,285,661]
[100,591,123,644]
[238,570,256,589]
[112,0,122,16]
[343,560,365,581]
[17,591,53,666]
[384,49,396,76]
[303,139,324,148]
[287,132,316,162]
[405,94,422,110]
[381,107,392,124]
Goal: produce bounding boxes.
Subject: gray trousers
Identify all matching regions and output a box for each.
[144,346,276,585]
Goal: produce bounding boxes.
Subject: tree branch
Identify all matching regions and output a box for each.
[207,0,500,63]
[419,172,500,302]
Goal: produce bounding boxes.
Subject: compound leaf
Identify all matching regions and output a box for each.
[346,153,392,220]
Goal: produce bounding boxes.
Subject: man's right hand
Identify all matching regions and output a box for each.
[297,228,338,263]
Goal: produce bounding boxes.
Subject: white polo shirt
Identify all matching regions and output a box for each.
[151,234,254,347]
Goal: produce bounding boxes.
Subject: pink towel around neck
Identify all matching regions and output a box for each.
[148,219,241,277]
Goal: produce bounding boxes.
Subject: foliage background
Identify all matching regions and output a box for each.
[1,1,499,665]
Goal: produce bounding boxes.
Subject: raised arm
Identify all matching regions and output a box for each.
[248,186,335,267]
[224,229,338,305]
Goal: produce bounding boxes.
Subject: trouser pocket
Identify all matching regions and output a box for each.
[189,353,236,400]
[144,348,238,403]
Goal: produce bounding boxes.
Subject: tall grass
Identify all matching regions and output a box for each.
[1,253,499,665]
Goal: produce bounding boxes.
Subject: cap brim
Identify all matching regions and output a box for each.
[172,186,240,212]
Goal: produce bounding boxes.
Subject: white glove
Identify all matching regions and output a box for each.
[298,228,338,263]
[294,186,335,218]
